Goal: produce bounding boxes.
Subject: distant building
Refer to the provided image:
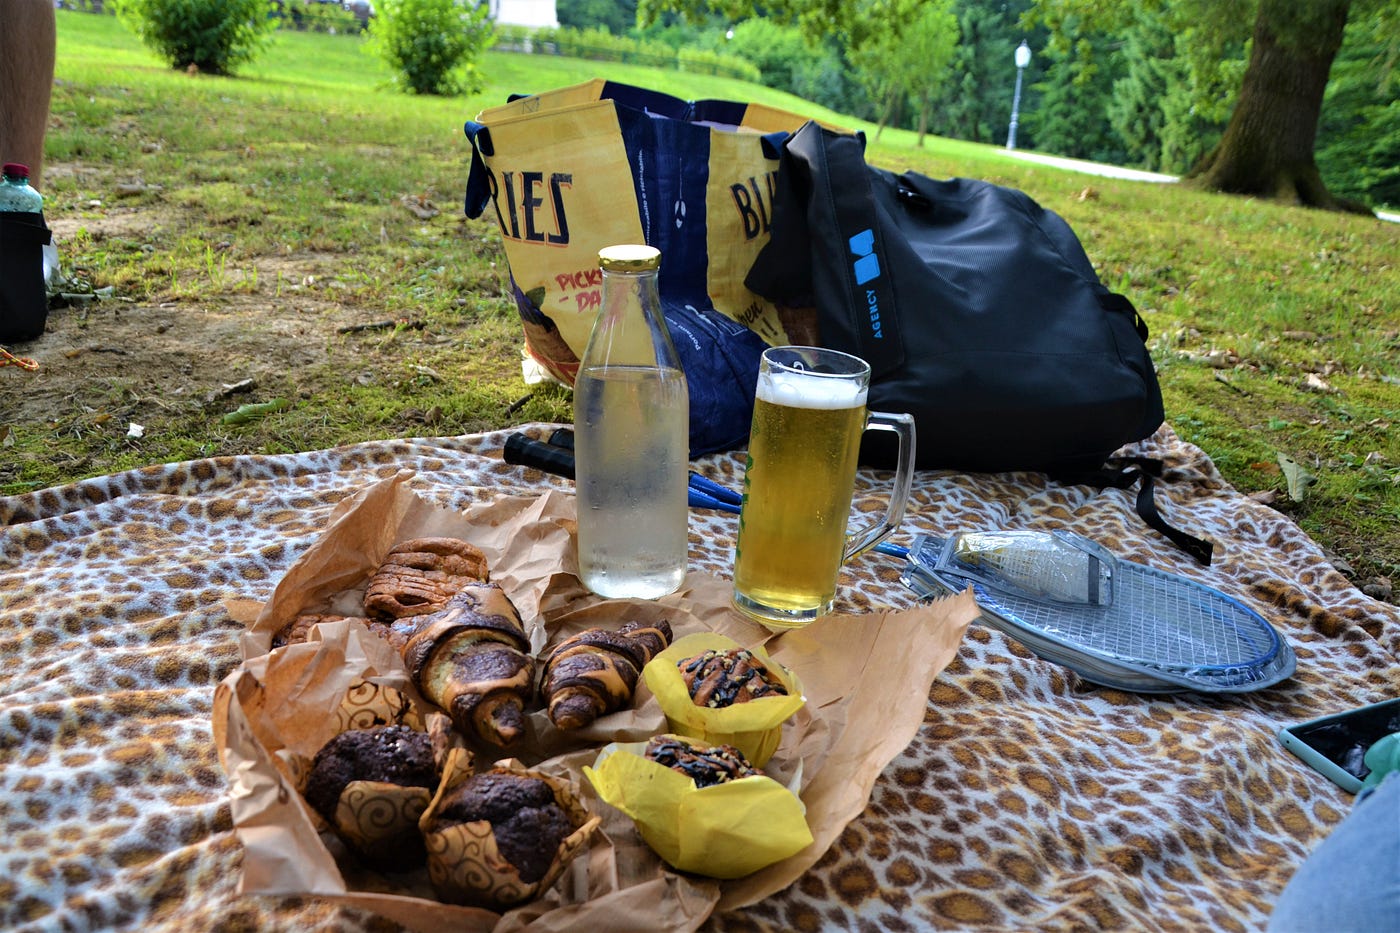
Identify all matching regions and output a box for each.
[490,0,557,28]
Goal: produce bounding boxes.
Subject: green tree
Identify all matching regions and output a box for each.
[1027,27,1125,163]
[115,0,276,75]
[928,0,1036,145]
[724,17,810,91]
[1316,7,1400,208]
[1105,9,1175,171]
[557,0,638,34]
[367,0,494,96]
[900,0,959,145]
[1029,0,1397,213]
[645,0,1396,212]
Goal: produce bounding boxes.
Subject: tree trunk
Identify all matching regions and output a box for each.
[1188,0,1370,214]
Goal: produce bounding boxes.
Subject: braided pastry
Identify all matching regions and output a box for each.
[678,647,789,708]
[540,619,674,730]
[364,537,489,621]
[400,582,535,747]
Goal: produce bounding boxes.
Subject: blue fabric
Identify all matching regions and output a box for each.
[1267,770,1400,931]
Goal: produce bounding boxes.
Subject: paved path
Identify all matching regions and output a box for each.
[1006,150,1179,182]
[1007,149,1398,222]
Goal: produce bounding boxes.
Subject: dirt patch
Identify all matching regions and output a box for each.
[8,223,377,429]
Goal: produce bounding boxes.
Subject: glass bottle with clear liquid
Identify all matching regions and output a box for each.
[574,245,690,598]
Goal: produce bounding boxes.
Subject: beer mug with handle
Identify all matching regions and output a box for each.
[733,346,916,628]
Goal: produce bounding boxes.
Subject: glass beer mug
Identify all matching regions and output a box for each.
[732,346,916,628]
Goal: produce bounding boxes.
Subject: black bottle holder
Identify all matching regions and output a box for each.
[0,209,52,343]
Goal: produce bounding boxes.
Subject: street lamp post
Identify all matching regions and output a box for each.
[1006,40,1031,150]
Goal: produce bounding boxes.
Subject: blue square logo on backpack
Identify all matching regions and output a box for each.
[849,229,881,285]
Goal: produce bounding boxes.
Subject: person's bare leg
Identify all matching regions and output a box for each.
[0,0,57,190]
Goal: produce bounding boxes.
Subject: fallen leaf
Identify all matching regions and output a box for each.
[1304,372,1336,393]
[410,365,442,382]
[208,378,256,403]
[1278,453,1318,502]
[400,194,440,220]
[1248,489,1278,505]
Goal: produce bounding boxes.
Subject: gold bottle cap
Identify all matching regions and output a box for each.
[599,244,661,272]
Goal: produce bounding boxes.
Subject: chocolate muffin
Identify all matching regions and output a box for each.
[644,735,761,788]
[678,648,790,708]
[427,770,575,884]
[303,724,438,824]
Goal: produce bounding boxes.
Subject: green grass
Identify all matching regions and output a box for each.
[9,10,1400,586]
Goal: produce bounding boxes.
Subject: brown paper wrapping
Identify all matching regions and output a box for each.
[214,472,977,932]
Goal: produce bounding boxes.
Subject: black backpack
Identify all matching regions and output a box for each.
[747,122,1211,564]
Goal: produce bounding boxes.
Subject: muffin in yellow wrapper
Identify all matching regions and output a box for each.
[584,736,813,879]
[642,632,805,766]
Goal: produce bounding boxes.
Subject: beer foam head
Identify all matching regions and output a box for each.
[757,369,867,409]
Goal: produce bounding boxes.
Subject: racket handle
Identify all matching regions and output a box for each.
[503,433,576,480]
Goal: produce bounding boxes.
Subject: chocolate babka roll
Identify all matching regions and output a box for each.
[364,537,490,621]
[400,582,535,747]
[540,619,673,730]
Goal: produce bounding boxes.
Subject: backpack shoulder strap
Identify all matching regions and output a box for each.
[1053,457,1215,566]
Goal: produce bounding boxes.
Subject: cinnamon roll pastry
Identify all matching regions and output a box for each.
[364,537,489,621]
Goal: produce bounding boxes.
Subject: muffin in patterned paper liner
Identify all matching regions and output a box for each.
[641,632,805,767]
[297,682,460,871]
[583,733,813,879]
[418,749,601,909]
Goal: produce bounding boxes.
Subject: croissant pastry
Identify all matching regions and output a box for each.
[541,619,674,730]
[401,582,535,746]
[365,537,490,621]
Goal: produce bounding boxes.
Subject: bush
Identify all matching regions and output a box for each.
[276,0,360,34]
[367,0,494,96]
[114,0,276,75]
[493,24,758,82]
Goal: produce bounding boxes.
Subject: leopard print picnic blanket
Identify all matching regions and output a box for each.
[3,423,1396,932]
